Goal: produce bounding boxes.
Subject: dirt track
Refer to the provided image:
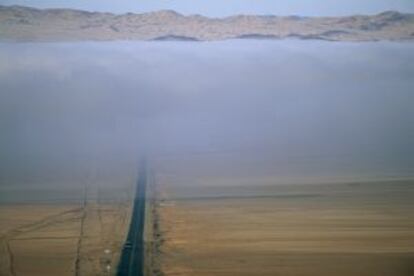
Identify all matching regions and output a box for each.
[0,201,131,276]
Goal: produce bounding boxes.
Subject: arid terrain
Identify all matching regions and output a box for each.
[1,5,414,41]
[0,22,412,276]
[152,177,414,276]
[0,199,132,276]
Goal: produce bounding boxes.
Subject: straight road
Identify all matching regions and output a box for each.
[117,160,147,276]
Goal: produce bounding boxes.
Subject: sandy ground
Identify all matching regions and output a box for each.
[0,201,131,276]
[154,180,414,276]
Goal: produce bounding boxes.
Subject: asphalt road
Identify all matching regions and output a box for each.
[117,160,147,276]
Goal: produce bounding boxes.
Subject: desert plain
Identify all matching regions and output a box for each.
[0,191,132,276]
[151,175,414,276]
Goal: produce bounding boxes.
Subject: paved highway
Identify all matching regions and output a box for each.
[117,160,147,276]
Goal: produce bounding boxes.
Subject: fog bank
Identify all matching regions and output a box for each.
[0,41,413,192]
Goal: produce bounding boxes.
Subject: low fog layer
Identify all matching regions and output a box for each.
[0,41,413,193]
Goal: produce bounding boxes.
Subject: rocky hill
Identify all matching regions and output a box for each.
[1,5,413,41]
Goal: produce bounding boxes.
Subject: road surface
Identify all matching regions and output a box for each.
[117,160,147,276]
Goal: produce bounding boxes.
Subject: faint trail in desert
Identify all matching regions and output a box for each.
[0,208,82,241]
[74,208,87,276]
[97,186,105,243]
[11,236,79,240]
[74,184,88,276]
[0,207,82,276]
[5,240,16,276]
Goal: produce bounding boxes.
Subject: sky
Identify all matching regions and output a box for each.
[1,0,414,16]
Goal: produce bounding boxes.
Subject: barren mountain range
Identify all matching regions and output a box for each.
[1,5,414,41]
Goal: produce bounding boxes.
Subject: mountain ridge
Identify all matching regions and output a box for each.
[1,5,413,41]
